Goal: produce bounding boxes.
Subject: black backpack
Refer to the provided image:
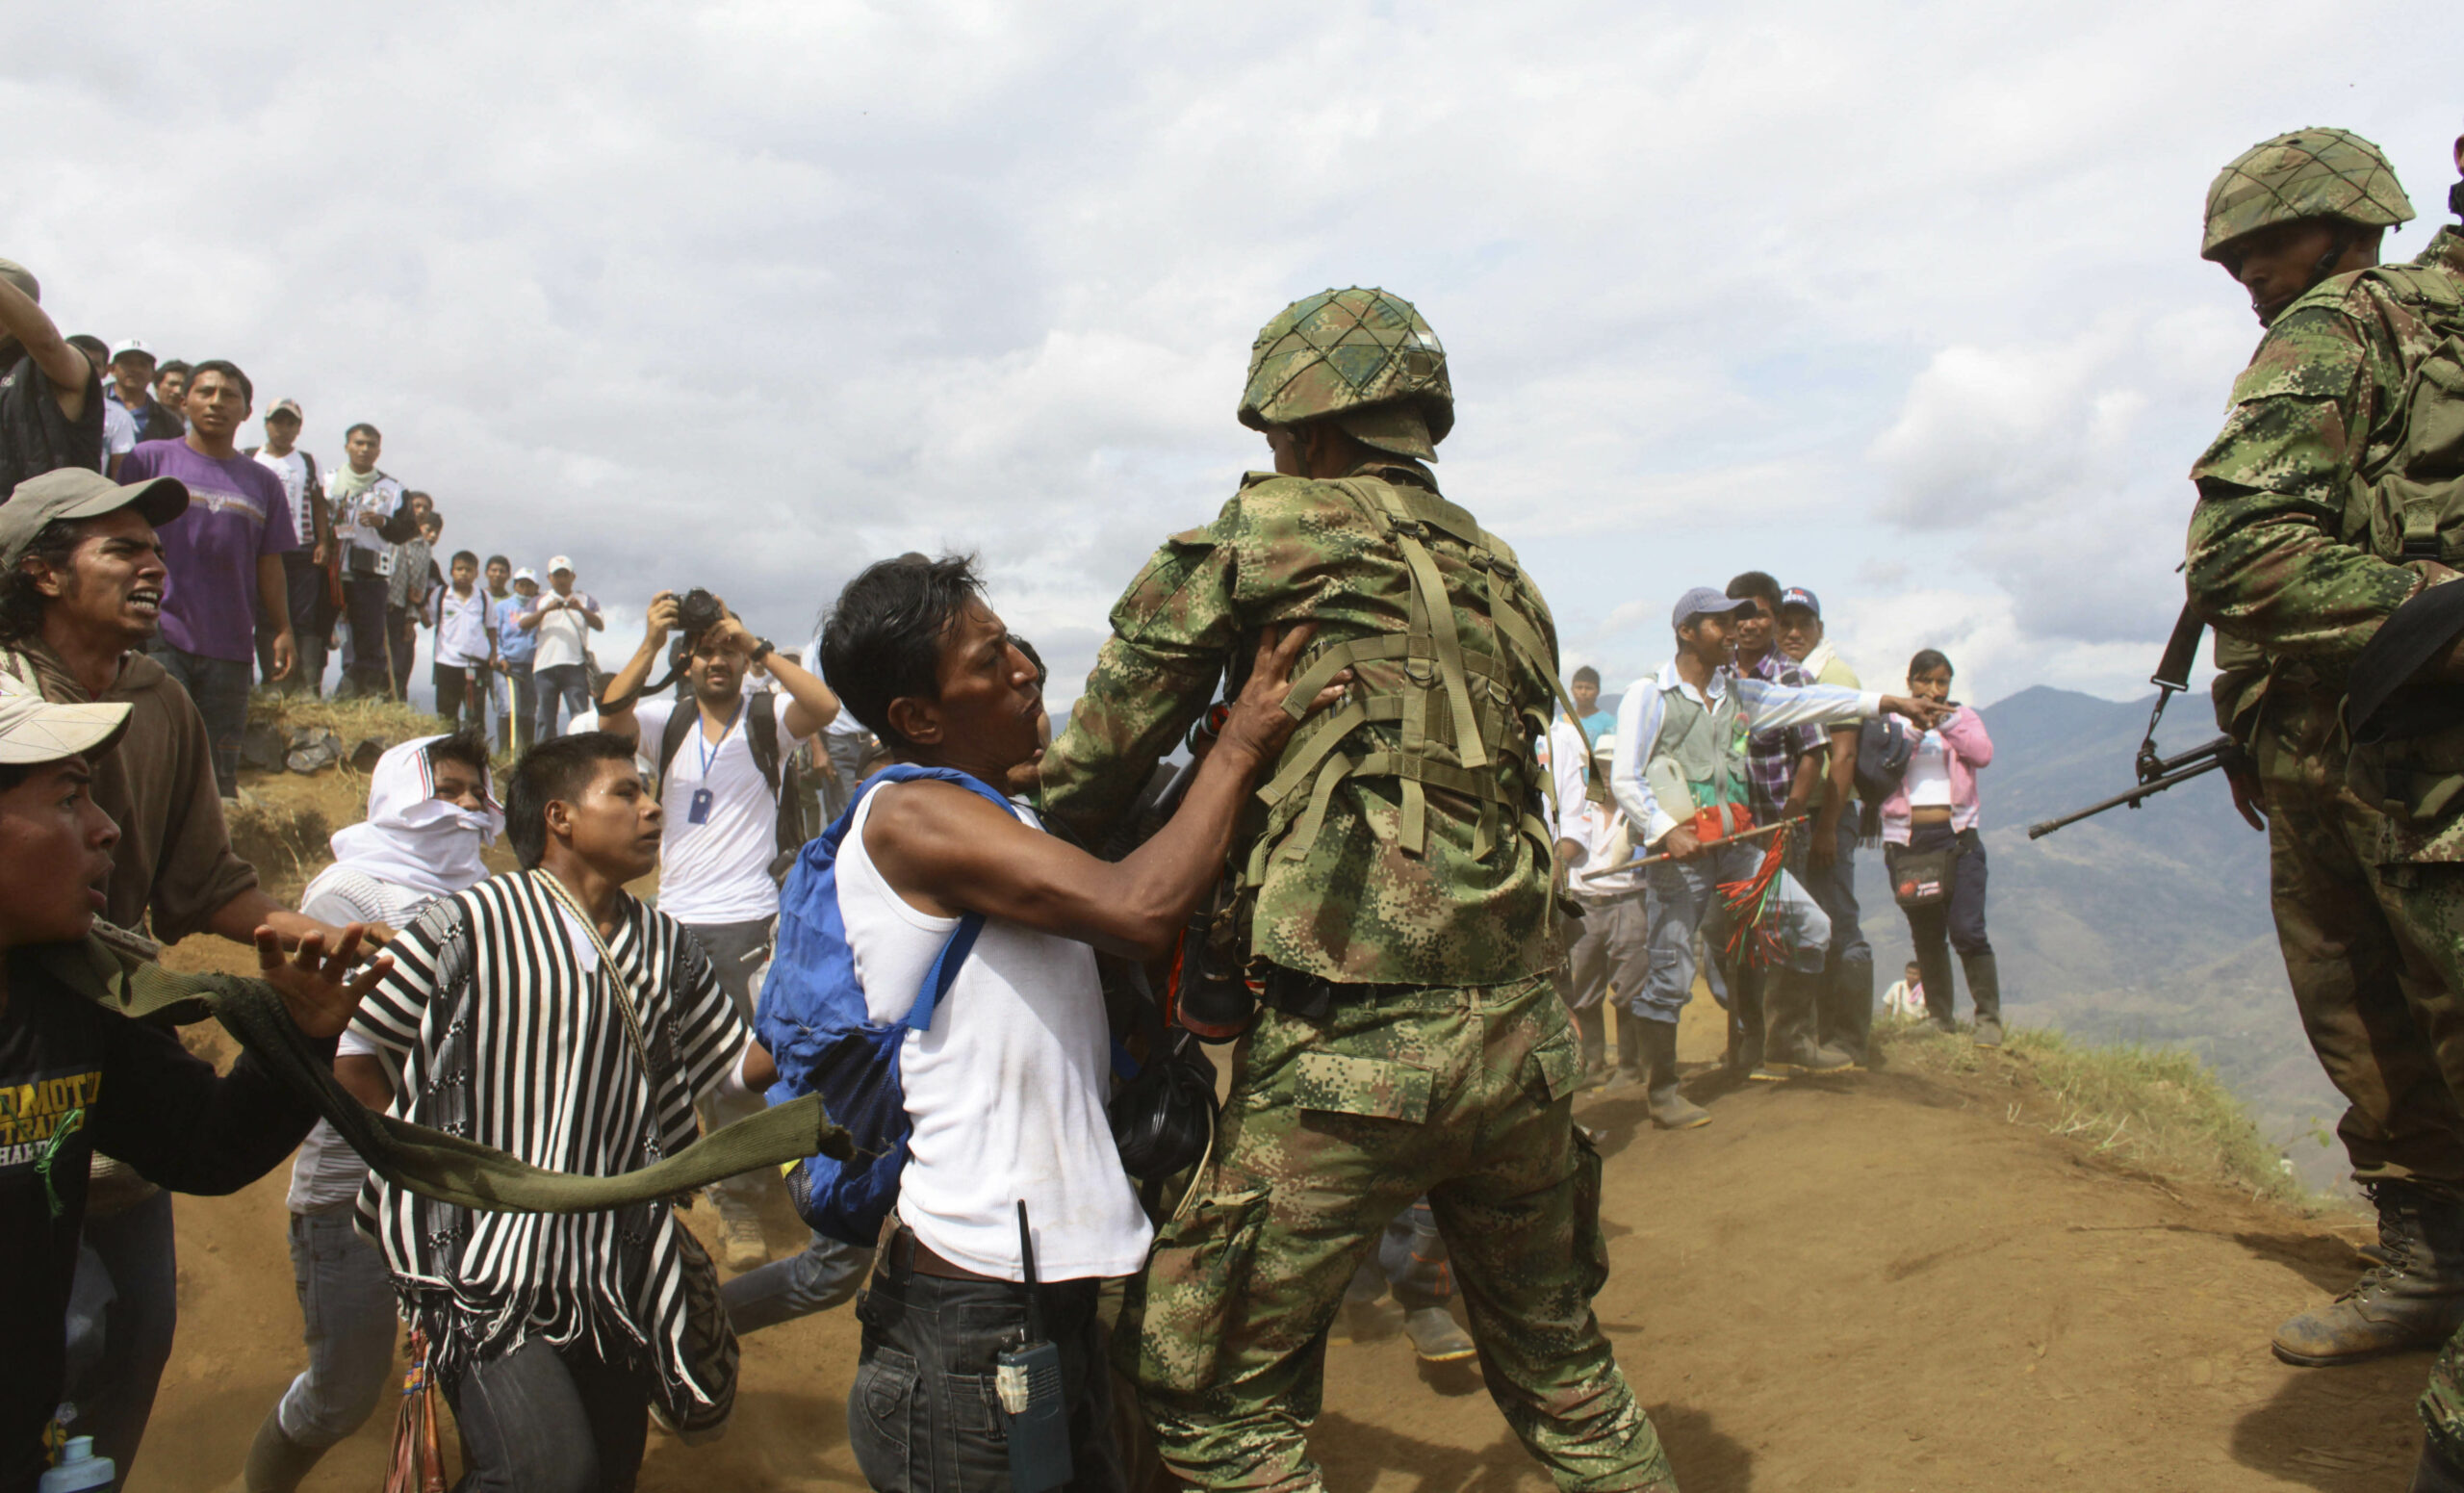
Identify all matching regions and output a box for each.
[1853,716,1916,841]
[655,691,807,883]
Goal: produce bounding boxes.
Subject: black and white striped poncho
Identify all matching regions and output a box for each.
[348,872,747,1402]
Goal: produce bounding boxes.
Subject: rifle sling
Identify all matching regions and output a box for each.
[49,935,852,1216]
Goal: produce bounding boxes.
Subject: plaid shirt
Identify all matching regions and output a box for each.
[1740,649,1821,816]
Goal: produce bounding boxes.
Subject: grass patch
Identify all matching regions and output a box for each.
[1875,1015,2315,1209]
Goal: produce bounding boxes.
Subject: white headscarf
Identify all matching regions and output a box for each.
[314,734,503,899]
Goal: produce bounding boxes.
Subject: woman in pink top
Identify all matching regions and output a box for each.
[1880,650,2003,1045]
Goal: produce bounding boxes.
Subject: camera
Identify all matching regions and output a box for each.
[675,587,726,641]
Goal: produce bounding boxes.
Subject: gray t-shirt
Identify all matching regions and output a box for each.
[286,868,445,1212]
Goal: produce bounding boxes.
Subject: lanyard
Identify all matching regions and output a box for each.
[696,699,742,781]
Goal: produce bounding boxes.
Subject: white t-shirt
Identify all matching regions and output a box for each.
[436,585,494,668]
[1906,731,1954,809]
[835,786,1152,1281]
[252,448,319,543]
[637,696,808,923]
[100,401,137,468]
[528,589,599,671]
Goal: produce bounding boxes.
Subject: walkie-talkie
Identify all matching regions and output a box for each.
[995,1199,1072,1493]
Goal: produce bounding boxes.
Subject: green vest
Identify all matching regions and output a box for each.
[1647,680,1749,817]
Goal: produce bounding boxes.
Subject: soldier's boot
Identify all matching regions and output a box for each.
[236,1406,328,1493]
[1638,1017,1710,1130]
[1822,955,1876,1069]
[1754,966,1855,1080]
[1964,952,2005,1048]
[1403,1306,1477,1364]
[2274,1181,2464,1366]
[1605,1015,1646,1094]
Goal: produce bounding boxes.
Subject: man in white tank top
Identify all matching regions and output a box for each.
[814,553,1346,1493]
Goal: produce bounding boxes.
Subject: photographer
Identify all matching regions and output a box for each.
[596,588,839,1272]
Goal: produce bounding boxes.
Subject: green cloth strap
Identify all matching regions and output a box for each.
[49,933,852,1216]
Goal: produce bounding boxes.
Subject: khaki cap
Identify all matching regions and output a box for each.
[0,674,129,765]
[0,468,190,569]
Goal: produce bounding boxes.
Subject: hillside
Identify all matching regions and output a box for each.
[1854,686,2348,1192]
[136,990,2410,1492]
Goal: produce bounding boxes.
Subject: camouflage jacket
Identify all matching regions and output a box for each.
[2189,225,2464,731]
[1039,460,1560,988]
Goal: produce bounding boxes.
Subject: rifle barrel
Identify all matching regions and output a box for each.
[2026,756,2225,840]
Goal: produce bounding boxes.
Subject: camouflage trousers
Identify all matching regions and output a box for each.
[1116,973,1676,1493]
[2252,687,2464,1193]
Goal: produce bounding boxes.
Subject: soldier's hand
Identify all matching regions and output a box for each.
[1216,624,1349,769]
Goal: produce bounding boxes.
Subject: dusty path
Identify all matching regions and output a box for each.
[131,980,2415,1493]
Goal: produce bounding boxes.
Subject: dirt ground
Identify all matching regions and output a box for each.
[125,959,2421,1493]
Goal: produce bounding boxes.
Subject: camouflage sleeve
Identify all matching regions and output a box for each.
[2184,301,2422,674]
[1037,506,1245,850]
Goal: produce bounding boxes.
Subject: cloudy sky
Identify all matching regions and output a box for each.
[9,3,2458,709]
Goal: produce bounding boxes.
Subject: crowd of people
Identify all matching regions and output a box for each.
[1546,575,2000,1132]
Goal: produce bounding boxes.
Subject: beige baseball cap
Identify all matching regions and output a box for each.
[547,554,574,575]
[0,468,191,568]
[0,674,129,765]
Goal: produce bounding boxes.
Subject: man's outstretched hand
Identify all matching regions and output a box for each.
[1214,625,1352,770]
[1882,695,1950,731]
[255,924,392,1041]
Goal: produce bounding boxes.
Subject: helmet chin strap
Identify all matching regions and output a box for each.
[2304,221,2354,291]
[2451,178,2464,220]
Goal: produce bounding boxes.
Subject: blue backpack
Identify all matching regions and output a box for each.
[756,763,1013,1246]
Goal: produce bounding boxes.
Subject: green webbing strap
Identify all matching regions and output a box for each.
[1352,482,1488,776]
[52,935,852,1215]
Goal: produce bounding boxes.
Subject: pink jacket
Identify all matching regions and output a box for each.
[1880,706,1992,844]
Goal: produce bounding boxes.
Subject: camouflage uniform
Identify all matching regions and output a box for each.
[2181,132,2464,1440]
[1040,289,1673,1492]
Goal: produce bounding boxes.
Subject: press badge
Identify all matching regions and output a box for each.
[687,787,714,825]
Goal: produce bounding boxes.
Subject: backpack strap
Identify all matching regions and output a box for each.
[655,699,699,791]
[860,763,1021,1032]
[747,691,783,796]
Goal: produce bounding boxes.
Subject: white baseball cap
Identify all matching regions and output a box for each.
[0,674,131,765]
[107,339,154,363]
[547,555,574,575]
[512,566,538,583]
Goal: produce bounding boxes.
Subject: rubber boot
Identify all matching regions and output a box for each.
[2415,1435,2464,1493]
[2274,1181,2464,1366]
[1963,951,2004,1047]
[1754,966,1856,1080]
[1605,1013,1645,1094]
[236,1406,328,1493]
[1822,955,1876,1069]
[1639,1018,1710,1130]
[1404,1306,1477,1363]
[1574,1004,1608,1091]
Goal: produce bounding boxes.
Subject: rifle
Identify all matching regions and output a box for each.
[2027,604,2233,839]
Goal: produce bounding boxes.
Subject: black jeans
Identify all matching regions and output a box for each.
[145,642,251,798]
[435,660,483,731]
[1888,822,1992,1023]
[847,1230,1124,1493]
[261,549,327,693]
[341,574,392,697]
[445,1336,649,1493]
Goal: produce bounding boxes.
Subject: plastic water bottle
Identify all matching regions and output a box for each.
[38,1436,115,1493]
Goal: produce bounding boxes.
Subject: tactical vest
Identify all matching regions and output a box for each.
[1648,680,1749,816]
[1238,472,1588,906]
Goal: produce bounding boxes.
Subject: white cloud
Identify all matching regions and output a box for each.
[7,1,2457,715]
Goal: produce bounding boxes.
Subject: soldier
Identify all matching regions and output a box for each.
[2179,126,2464,1486]
[1040,289,1676,1491]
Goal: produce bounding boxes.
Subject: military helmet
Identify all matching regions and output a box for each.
[1238,287,1452,460]
[2202,128,2414,261]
